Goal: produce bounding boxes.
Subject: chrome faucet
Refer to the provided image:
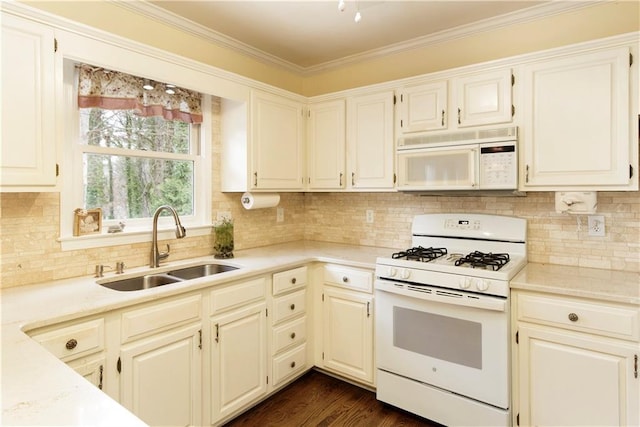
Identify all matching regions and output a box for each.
[150,205,187,268]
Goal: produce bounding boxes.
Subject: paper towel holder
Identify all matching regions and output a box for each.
[555,191,597,214]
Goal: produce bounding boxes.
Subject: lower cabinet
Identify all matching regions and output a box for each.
[513,291,640,426]
[320,264,374,385]
[209,277,268,425]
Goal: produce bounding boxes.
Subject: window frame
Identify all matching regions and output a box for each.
[59,59,213,251]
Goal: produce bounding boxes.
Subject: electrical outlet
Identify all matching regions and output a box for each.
[587,215,605,236]
[276,207,284,223]
[366,209,374,224]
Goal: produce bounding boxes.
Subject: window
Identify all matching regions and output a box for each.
[60,60,212,249]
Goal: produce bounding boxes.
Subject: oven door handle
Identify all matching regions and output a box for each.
[375,281,506,312]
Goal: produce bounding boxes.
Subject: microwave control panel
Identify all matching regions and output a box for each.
[479,143,517,189]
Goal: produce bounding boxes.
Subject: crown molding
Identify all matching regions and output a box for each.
[113,0,600,76]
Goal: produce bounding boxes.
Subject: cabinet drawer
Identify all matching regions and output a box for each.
[324,265,372,292]
[272,316,307,354]
[272,343,307,387]
[517,293,639,341]
[121,294,201,343]
[273,266,307,295]
[31,318,104,362]
[272,289,306,324]
[210,277,266,316]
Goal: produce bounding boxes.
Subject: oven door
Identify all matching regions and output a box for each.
[375,279,509,409]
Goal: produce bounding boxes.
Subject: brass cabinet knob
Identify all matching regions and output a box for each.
[290,332,296,339]
[66,339,78,350]
[568,312,579,322]
[291,277,297,284]
[342,276,349,283]
[290,303,295,310]
[290,361,296,368]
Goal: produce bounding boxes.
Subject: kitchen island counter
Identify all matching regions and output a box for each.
[1,240,392,426]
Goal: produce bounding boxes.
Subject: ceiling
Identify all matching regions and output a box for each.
[144,1,549,72]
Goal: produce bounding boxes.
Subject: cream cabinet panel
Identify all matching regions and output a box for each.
[397,81,447,133]
[210,302,267,424]
[453,68,513,128]
[1,13,57,189]
[521,47,634,189]
[322,286,374,384]
[68,355,106,390]
[347,91,395,189]
[119,324,202,427]
[517,324,639,426]
[307,100,346,189]
[251,90,304,190]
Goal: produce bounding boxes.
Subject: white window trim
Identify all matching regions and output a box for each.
[57,40,213,251]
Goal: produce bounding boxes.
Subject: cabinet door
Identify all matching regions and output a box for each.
[398,81,447,133]
[453,68,513,128]
[1,13,57,188]
[68,355,106,391]
[307,100,345,189]
[517,324,639,426]
[347,91,395,189]
[252,90,304,190]
[120,324,202,427]
[322,287,374,384]
[210,302,267,424]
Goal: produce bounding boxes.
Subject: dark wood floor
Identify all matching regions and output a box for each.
[223,370,443,427]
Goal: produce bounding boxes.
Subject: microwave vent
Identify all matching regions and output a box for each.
[399,126,518,148]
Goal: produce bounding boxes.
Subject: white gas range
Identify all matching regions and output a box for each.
[374,213,527,427]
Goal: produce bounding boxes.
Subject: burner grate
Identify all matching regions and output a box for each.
[392,246,447,262]
[454,251,510,271]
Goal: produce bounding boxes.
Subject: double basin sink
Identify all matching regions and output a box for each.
[98,263,239,291]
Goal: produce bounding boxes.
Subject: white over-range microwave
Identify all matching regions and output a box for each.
[396,127,518,192]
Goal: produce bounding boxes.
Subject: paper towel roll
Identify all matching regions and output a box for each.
[241,192,280,210]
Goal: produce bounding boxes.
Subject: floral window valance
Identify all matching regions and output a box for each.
[77,64,203,124]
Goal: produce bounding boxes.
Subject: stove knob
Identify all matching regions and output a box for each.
[459,277,471,289]
[388,267,397,277]
[400,269,411,280]
[475,279,490,292]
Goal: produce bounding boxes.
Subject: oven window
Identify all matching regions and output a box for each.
[393,306,482,369]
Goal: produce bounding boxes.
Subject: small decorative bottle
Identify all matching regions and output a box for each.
[213,217,234,259]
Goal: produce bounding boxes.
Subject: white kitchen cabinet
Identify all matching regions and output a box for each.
[209,277,267,425]
[307,100,346,189]
[270,266,308,388]
[521,46,636,190]
[347,91,395,189]
[397,80,448,134]
[452,68,513,128]
[320,265,374,385]
[513,291,640,426]
[251,90,305,190]
[118,294,203,426]
[1,12,58,190]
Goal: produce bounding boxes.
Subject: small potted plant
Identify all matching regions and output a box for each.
[213,217,234,259]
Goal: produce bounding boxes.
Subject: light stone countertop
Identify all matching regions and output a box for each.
[511,262,640,305]
[1,241,393,426]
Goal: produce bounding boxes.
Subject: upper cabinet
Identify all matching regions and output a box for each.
[521,46,637,191]
[347,91,395,190]
[452,68,514,128]
[397,81,448,133]
[1,13,58,191]
[307,100,346,190]
[251,90,305,191]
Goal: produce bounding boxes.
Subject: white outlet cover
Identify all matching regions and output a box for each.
[587,215,605,236]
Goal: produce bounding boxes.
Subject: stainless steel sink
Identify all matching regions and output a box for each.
[167,263,238,280]
[98,262,239,291]
[99,273,184,292]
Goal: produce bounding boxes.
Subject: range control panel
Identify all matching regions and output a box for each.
[444,219,481,231]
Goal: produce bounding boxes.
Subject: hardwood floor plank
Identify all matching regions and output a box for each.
[223,370,442,427]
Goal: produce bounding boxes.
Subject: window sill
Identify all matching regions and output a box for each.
[58,224,213,251]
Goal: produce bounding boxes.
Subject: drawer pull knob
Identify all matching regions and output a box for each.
[66,339,78,350]
[290,361,296,368]
[568,312,579,322]
[290,332,296,339]
[290,303,295,310]
[291,277,297,284]
[342,276,349,283]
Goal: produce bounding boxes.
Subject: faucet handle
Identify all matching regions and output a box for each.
[159,244,171,261]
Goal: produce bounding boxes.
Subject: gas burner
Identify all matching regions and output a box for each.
[392,246,447,262]
[454,251,510,271]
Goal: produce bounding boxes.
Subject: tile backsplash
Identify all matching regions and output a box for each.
[1,189,638,288]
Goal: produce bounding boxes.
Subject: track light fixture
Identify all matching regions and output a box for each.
[337,0,362,23]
